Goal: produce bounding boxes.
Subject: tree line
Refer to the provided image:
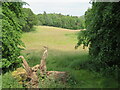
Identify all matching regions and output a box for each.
[37,12,85,30]
[20,9,86,32]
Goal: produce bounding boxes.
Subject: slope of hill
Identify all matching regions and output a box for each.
[19,26,118,88]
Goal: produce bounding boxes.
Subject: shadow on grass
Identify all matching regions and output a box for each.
[20,49,119,88]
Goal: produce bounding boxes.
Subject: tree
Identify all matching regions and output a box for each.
[22,8,38,32]
[77,2,120,69]
[2,2,25,69]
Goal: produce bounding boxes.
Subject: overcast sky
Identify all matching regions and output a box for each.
[23,0,92,16]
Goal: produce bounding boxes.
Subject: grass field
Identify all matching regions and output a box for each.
[22,26,87,52]
[2,26,119,88]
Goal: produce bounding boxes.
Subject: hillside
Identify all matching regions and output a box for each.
[22,26,87,52]
[19,26,117,88]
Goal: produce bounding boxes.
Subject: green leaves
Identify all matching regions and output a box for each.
[77,2,120,69]
[21,8,38,32]
[2,2,25,69]
[37,13,85,30]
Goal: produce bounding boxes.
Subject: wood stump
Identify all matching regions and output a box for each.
[18,46,68,88]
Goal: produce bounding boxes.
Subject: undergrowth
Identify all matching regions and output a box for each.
[19,49,119,88]
[2,49,119,88]
[2,72,23,88]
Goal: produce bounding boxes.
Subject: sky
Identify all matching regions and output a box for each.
[23,0,92,16]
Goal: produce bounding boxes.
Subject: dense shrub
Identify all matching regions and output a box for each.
[77,2,120,72]
[2,72,23,88]
[2,2,25,69]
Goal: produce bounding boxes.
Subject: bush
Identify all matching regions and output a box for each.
[2,2,25,69]
[77,2,120,73]
[2,72,23,88]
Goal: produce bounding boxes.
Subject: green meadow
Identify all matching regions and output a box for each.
[2,26,118,88]
[22,26,85,52]
[21,26,118,88]
[2,2,120,89]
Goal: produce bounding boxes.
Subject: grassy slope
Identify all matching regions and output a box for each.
[21,26,118,88]
[22,26,87,52]
[2,26,118,88]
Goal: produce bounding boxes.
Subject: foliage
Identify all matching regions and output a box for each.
[0,2,2,69]
[75,30,90,49]
[37,69,66,88]
[22,8,38,32]
[2,2,25,69]
[2,72,23,88]
[77,2,120,73]
[37,12,85,30]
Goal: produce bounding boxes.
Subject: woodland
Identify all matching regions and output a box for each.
[1,1,120,88]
